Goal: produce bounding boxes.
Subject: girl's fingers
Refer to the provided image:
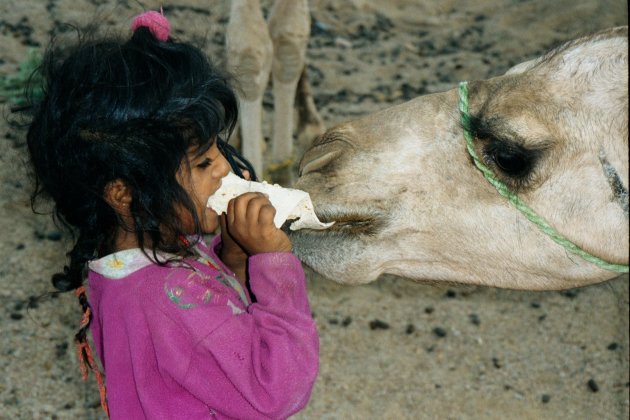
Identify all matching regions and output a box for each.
[245,195,270,228]
[258,203,276,226]
[226,196,236,227]
[231,192,255,226]
[229,192,269,231]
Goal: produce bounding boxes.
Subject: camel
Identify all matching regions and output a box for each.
[226,0,322,180]
[290,26,629,291]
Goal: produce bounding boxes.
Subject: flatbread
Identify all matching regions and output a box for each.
[207,172,334,231]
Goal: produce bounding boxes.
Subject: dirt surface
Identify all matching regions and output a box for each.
[0,1,627,419]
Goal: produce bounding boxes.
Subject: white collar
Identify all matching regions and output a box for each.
[88,249,173,279]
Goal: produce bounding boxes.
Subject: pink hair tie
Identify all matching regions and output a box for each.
[131,10,171,42]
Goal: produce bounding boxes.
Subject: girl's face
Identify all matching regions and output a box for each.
[177,141,231,234]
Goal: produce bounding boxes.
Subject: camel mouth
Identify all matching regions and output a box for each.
[294,209,385,236]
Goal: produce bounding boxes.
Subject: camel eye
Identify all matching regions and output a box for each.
[484,141,534,178]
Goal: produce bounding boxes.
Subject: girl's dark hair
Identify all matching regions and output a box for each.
[27,26,252,295]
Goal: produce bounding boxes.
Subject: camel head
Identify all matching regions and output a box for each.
[291,27,628,290]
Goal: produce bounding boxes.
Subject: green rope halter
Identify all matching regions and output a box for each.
[458,81,629,273]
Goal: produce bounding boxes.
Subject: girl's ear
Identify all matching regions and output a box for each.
[103,179,133,214]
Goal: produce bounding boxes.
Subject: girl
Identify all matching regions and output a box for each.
[25,11,319,419]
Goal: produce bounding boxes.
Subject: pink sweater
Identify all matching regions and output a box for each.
[87,236,319,419]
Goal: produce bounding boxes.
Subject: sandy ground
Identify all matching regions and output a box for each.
[0,0,628,419]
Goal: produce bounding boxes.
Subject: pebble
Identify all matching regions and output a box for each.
[46,231,62,241]
[587,379,599,393]
[432,327,447,338]
[405,324,415,334]
[424,306,434,314]
[10,312,23,320]
[334,37,352,49]
[469,313,480,325]
[560,289,580,299]
[607,342,619,350]
[369,319,390,330]
[541,394,551,403]
[341,316,352,327]
[55,342,68,359]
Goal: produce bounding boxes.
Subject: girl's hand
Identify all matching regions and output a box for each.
[219,214,248,283]
[225,192,292,255]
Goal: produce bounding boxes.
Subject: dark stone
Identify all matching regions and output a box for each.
[587,379,599,393]
[55,341,68,359]
[424,306,434,314]
[445,289,457,298]
[405,324,415,334]
[369,319,390,330]
[10,313,23,320]
[607,342,619,350]
[469,313,480,325]
[560,289,579,299]
[341,316,352,327]
[432,327,447,338]
[541,394,551,403]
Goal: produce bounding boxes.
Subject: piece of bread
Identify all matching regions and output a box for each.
[207,173,334,230]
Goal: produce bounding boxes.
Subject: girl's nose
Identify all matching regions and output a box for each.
[212,153,231,179]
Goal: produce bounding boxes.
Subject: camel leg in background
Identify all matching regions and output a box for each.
[226,0,273,178]
[267,0,310,184]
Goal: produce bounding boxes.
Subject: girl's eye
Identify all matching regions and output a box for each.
[197,158,212,169]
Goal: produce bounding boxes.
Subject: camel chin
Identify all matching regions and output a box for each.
[291,27,629,291]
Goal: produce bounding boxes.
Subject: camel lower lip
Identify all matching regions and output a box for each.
[305,212,382,235]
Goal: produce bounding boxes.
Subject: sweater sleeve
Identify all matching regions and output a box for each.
[180,252,319,419]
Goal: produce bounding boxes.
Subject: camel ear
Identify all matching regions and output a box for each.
[104,180,132,214]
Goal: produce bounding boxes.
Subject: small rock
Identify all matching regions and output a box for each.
[424,306,434,314]
[46,231,62,241]
[607,342,619,350]
[469,313,480,325]
[541,394,551,403]
[10,312,23,320]
[334,37,352,48]
[445,289,457,298]
[560,289,579,299]
[55,341,68,359]
[432,327,447,338]
[341,316,352,327]
[405,324,415,334]
[587,378,599,393]
[369,319,390,330]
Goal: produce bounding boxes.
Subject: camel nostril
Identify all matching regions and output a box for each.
[299,150,342,176]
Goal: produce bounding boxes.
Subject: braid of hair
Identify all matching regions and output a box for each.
[53,230,109,416]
